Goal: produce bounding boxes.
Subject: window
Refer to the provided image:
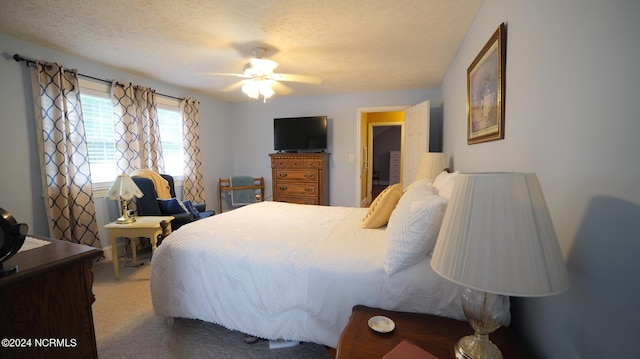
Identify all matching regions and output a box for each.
[157,105,183,177]
[79,78,117,186]
[78,79,184,190]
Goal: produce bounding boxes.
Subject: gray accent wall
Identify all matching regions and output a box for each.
[441,0,640,357]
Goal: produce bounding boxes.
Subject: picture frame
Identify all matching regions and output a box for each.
[467,23,506,144]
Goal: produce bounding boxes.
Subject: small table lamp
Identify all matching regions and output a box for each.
[431,173,569,359]
[105,173,144,224]
[415,152,448,181]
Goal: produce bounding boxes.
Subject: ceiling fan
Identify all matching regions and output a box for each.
[205,47,321,102]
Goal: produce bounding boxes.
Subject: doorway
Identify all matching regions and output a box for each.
[370,125,402,201]
[356,101,432,207]
[358,108,407,207]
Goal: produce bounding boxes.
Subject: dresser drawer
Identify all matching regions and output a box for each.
[274,182,318,196]
[273,195,319,205]
[274,169,318,182]
[273,158,322,169]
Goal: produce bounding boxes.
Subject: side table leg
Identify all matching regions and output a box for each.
[131,237,138,266]
[150,229,159,253]
[110,234,119,280]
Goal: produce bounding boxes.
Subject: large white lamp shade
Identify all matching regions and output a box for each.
[415,152,448,182]
[431,173,569,358]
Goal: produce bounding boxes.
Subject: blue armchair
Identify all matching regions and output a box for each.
[132,174,213,230]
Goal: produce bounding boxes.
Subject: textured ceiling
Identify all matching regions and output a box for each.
[0,0,483,102]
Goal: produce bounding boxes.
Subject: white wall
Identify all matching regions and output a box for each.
[441,0,640,357]
[229,90,441,207]
[0,33,234,249]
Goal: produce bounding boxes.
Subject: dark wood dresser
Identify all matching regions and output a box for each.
[0,236,102,359]
[269,153,329,205]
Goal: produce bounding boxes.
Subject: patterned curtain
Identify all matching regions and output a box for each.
[111,82,165,174]
[180,98,205,203]
[30,62,101,248]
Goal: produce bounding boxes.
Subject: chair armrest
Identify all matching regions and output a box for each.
[169,212,195,230]
[193,202,207,212]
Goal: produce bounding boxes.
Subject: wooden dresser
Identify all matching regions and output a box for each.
[269,152,329,205]
[0,236,102,359]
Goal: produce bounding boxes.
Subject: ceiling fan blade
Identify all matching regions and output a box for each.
[219,81,247,92]
[196,72,250,79]
[270,73,322,84]
[270,81,294,95]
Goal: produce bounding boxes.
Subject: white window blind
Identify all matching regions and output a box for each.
[81,93,118,183]
[157,107,183,177]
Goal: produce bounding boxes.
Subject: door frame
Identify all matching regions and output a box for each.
[355,106,409,207]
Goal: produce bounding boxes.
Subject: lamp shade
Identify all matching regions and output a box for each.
[415,152,447,181]
[431,173,569,297]
[105,173,143,201]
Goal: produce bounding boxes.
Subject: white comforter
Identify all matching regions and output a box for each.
[150,201,464,348]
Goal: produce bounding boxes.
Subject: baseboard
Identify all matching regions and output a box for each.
[101,244,114,261]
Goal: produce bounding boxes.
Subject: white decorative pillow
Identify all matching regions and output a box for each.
[403,177,433,194]
[384,190,448,276]
[432,170,450,190]
[361,183,403,229]
[433,171,459,199]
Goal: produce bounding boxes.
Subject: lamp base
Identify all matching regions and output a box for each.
[455,335,503,359]
[116,198,136,224]
[115,216,136,224]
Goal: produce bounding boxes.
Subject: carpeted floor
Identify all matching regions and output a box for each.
[92,253,333,358]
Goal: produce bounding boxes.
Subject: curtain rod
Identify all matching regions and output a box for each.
[13,53,183,101]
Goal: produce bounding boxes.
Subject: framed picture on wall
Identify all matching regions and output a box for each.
[467,23,506,144]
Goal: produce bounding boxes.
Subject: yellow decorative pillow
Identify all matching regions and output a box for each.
[362,183,403,229]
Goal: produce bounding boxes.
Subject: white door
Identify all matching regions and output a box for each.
[402,100,430,188]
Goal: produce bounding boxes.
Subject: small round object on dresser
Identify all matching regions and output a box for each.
[368,315,395,333]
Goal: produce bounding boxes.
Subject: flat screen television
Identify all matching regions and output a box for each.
[274,116,328,152]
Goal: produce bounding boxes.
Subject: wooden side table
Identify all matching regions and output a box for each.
[336,305,531,359]
[104,215,174,279]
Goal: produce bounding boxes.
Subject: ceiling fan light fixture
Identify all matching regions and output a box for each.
[242,81,260,99]
[259,81,275,99]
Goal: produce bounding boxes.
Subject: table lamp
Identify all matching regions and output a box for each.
[431,173,569,359]
[415,152,448,181]
[105,173,144,224]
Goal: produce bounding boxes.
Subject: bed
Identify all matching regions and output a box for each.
[150,172,465,348]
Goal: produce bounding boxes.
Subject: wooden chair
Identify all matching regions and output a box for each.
[219,177,265,213]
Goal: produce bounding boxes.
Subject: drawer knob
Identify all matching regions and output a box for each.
[279,173,288,178]
[304,188,313,193]
[304,173,315,179]
[279,186,288,191]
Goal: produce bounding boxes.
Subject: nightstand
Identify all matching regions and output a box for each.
[104,215,174,279]
[336,305,531,359]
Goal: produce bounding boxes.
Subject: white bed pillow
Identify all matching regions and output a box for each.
[403,177,433,193]
[384,186,447,276]
[433,170,459,199]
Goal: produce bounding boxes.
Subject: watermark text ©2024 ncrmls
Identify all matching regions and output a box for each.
[1,338,77,348]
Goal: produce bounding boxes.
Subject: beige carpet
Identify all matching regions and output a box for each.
[92,253,333,358]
